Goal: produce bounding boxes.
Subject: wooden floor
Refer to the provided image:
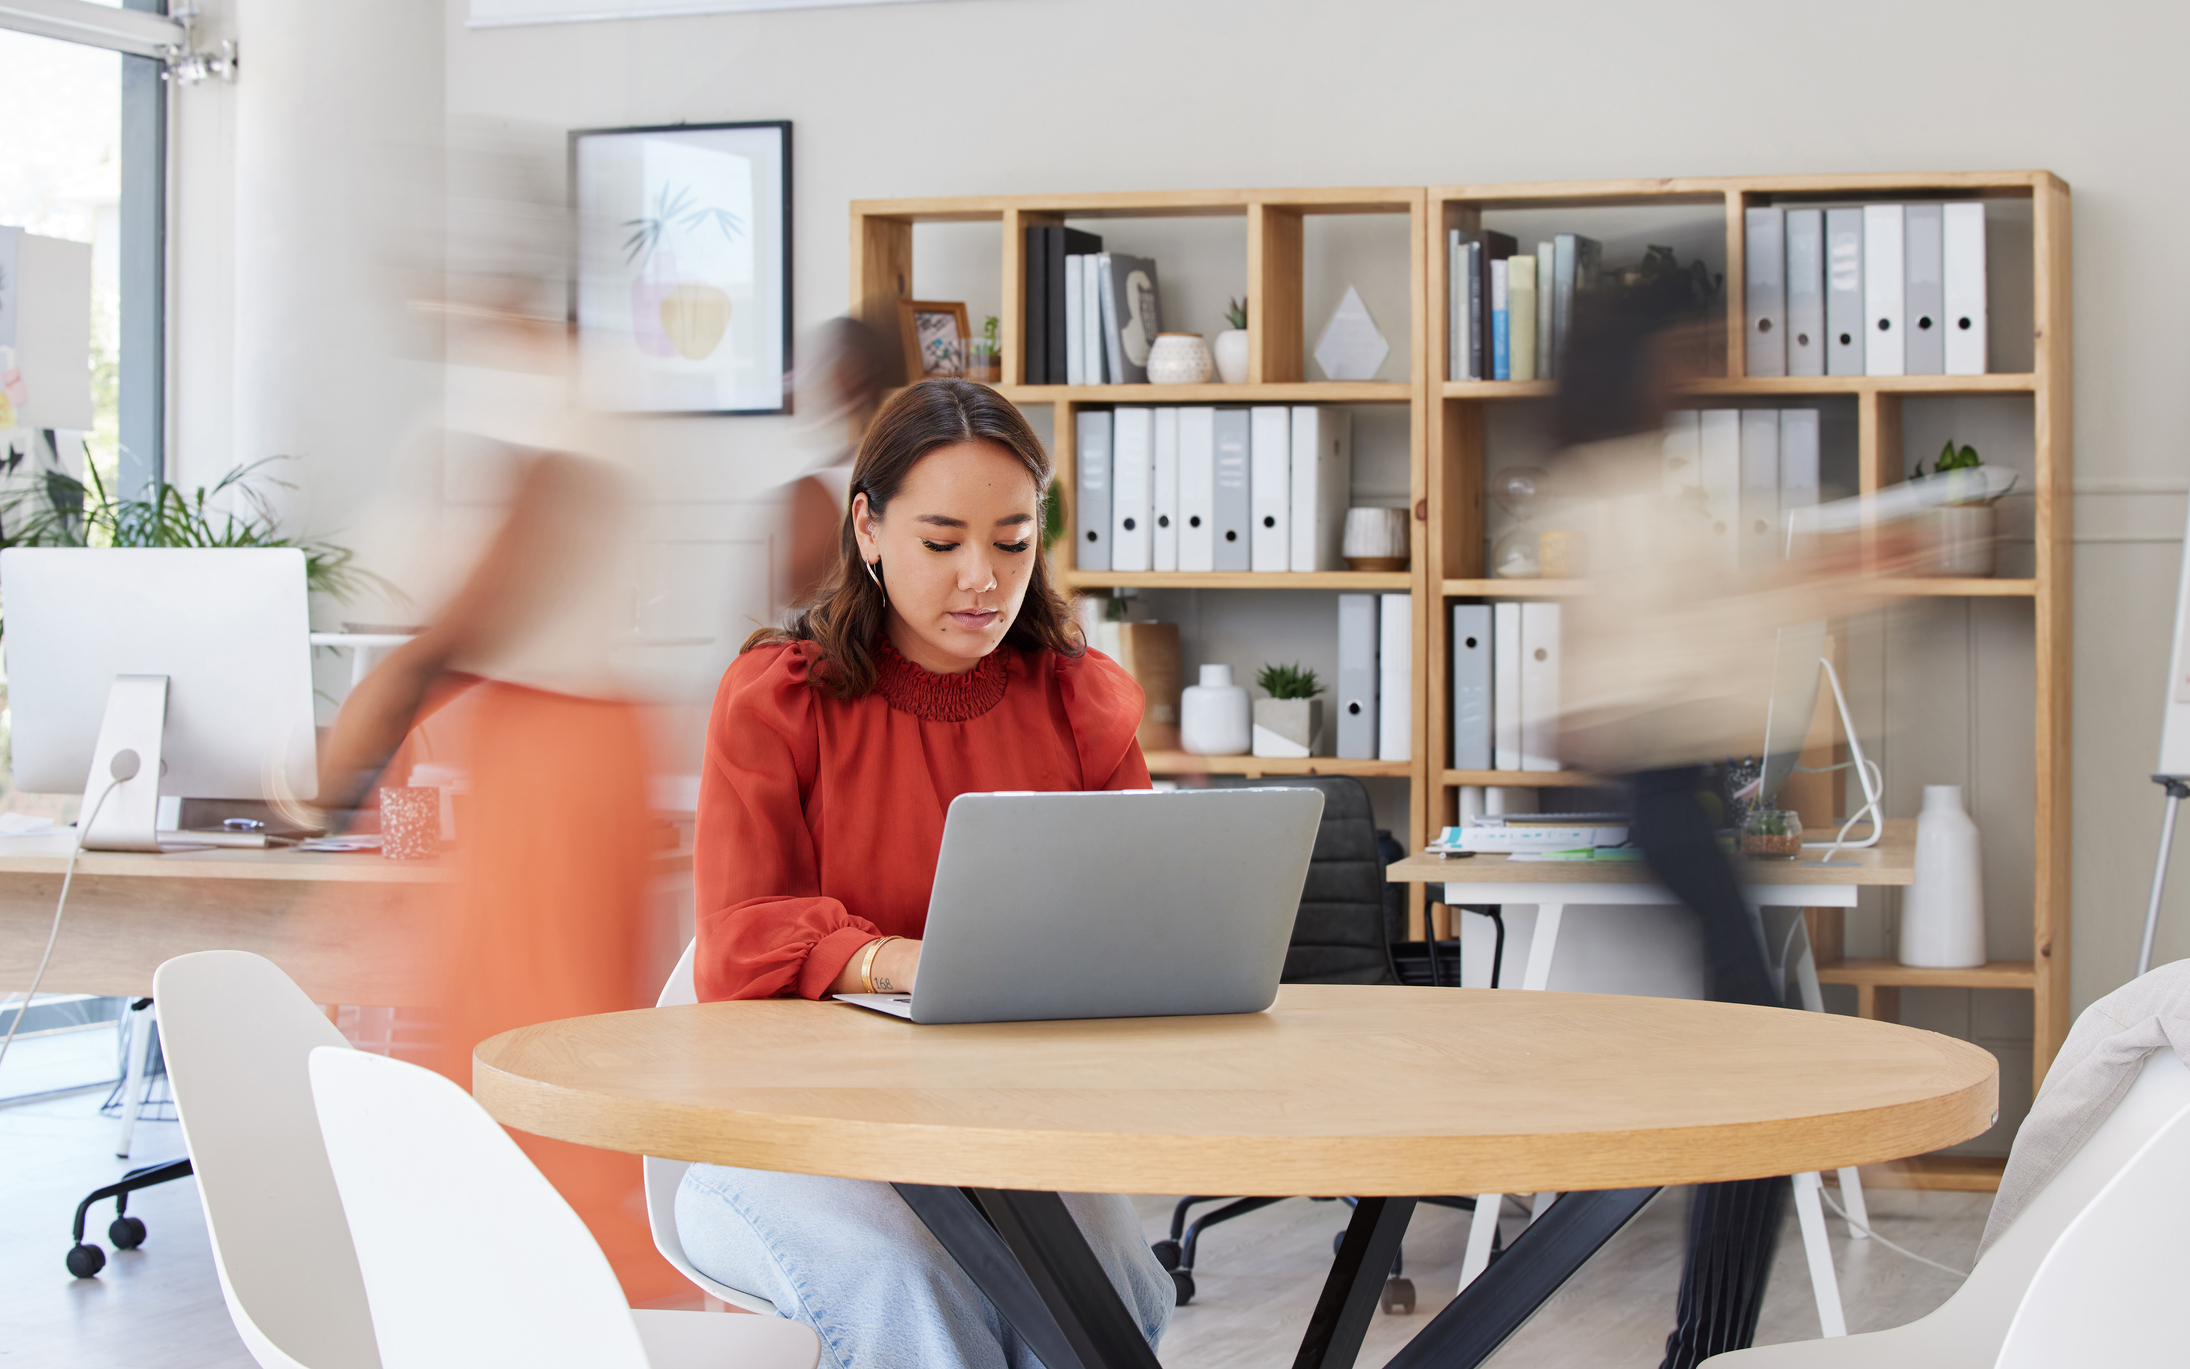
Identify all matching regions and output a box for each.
[4,1025,1987,1369]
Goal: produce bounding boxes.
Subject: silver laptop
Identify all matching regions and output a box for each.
[836,786,1324,1025]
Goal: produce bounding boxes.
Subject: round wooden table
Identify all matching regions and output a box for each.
[476,985,1993,1369]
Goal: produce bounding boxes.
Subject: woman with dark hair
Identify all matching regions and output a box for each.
[676,378,1173,1365]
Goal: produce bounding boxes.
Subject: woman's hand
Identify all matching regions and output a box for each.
[829,937,922,996]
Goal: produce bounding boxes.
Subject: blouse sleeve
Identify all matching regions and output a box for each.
[1055,648,1153,791]
[693,644,880,1000]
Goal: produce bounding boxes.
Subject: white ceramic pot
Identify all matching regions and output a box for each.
[1180,663,1251,756]
[1213,329,1250,384]
[1342,507,1410,571]
[1146,333,1213,385]
[1252,698,1322,759]
[1913,504,1999,577]
[1900,784,1987,968]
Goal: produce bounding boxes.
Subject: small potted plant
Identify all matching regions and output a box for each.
[1214,298,1250,384]
[1909,441,2016,577]
[1740,807,1803,860]
[965,315,1002,383]
[1251,662,1323,759]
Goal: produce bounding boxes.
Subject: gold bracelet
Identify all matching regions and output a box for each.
[859,936,898,994]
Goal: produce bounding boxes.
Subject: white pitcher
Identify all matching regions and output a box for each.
[1899,784,1987,968]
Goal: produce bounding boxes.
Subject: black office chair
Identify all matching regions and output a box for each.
[1149,776,1496,1311]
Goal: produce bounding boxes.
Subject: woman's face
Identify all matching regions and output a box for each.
[852,440,1040,674]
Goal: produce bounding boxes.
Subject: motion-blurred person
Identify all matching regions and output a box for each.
[1550,275,1883,1367]
[314,124,680,1303]
[783,316,891,606]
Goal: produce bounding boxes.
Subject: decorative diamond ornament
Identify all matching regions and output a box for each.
[1313,286,1391,381]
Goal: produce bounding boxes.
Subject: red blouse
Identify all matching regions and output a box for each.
[693,638,1150,1001]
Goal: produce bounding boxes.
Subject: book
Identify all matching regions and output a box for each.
[1084,251,1108,383]
[1863,204,1906,376]
[1049,227,1101,384]
[1698,408,1741,567]
[1249,406,1291,573]
[1785,208,1825,378]
[1064,254,1085,385]
[1211,407,1251,572]
[1943,203,1988,376]
[1535,246,1555,380]
[1779,408,1821,539]
[1550,233,1602,375]
[1825,207,1865,377]
[1470,231,1517,382]
[1739,408,1781,568]
[1100,252,1161,385]
[1111,407,1154,572]
[1289,406,1353,572]
[1024,226,1048,385]
[1507,256,1538,383]
[1448,230,1470,381]
[1176,407,1217,572]
[1378,593,1411,762]
[1904,204,1945,375]
[1662,409,1701,500]
[1490,258,1510,381]
[1518,601,1561,772]
[1492,601,1522,770]
[1451,603,1492,770]
[1075,409,1112,571]
[1151,406,1180,573]
[1336,593,1379,760]
[1744,207,1787,377]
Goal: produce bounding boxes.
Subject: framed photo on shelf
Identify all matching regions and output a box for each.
[570,119,791,415]
[897,300,970,382]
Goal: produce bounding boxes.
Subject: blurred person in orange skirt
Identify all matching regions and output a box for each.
[310,125,680,1303]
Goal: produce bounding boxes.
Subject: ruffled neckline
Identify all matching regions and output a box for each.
[873,639,1011,722]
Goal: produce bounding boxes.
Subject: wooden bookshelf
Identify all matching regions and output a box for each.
[1145,752,1413,779]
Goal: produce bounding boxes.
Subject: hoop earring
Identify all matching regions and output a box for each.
[864,556,888,607]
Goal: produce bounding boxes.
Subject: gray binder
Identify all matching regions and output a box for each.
[1785,209,1825,378]
[1744,207,1786,377]
[1075,409,1112,572]
[1825,207,1865,376]
[1450,603,1492,770]
[1905,204,1945,375]
[1337,593,1379,760]
[1212,407,1251,572]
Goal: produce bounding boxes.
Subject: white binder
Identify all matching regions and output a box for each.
[1336,593,1379,760]
[1064,255,1086,386]
[1177,407,1216,572]
[1249,406,1291,572]
[1904,204,1945,375]
[1212,408,1251,572]
[1074,409,1112,572]
[1110,407,1153,572]
[1451,603,1492,771]
[1518,601,1561,772]
[1083,252,1107,384]
[1826,207,1865,377]
[1698,408,1742,568]
[1493,601,1523,771]
[1944,203,1989,376]
[1779,408,1821,552]
[1377,592,1411,762]
[1739,409,1781,569]
[1151,407,1180,572]
[1662,409,1701,500]
[1785,208,1825,377]
[1289,406,1353,572]
[1744,207,1786,377]
[1863,204,1906,376]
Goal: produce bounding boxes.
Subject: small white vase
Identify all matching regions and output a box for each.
[1213,329,1250,384]
[1146,333,1213,385]
[1180,664,1251,756]
[1900,784,1987,968]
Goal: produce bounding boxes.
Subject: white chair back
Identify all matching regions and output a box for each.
[154,950,380,1369]
[643,939,779,1315]
[309,1046,652,1369]
[1995,1098,2190,1367]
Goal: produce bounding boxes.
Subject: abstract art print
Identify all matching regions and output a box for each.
[572,120,791,414]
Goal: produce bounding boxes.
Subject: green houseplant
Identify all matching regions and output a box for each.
[1907,441,2016,577]
[1251,662,1323,759]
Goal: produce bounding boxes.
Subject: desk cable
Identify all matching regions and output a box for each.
[1816,1187,1970,1278]
[0,751,138,1075]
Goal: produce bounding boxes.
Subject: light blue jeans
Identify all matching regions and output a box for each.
[676,1164,1173,1369]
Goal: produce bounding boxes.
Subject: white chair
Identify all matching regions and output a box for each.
[1704,1046,2190,1365]
[153,950,382,1369]
[308,1045,821,1369]
[645,939,781,1314]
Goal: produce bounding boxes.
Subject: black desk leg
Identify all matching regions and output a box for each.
[1294,1195,1417,1369]
[1383,1187,1659,1369]
[894,1183,1162,1369]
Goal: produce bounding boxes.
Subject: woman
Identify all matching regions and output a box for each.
[677,379,1173,1366]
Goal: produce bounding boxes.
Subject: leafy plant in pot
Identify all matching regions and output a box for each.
[1251,662,1323,759]
[1907,441,2016,578]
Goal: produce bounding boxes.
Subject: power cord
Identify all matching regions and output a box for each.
[1817,1187,1971,1278]
[0,751,139,1075]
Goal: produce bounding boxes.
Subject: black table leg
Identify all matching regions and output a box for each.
[895,1183,1161,1369]
[1293,1195,1416,1369]
[1382,1187,1659,1369]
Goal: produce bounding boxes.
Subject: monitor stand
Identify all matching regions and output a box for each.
[81,675,168,852]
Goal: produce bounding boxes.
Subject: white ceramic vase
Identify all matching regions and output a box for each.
[1899,784,1987,968]
[1180,664,1251,756]
[1146,333,1213,385]
[1213,329,1250,384]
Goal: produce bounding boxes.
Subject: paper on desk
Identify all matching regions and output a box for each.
[0,813,55,836]
[297,835,383,852]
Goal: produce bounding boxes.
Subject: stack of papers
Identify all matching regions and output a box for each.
[1426,817,1631,857]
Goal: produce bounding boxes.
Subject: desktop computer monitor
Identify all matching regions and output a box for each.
[2,547,318,850]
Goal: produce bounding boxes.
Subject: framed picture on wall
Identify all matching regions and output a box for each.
[898,300,970,382]
[571,120,792,415]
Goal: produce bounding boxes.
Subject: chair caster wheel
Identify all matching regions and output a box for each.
[1382,1276,1415,1315]
[1151,1239,1180,1271]
[67,1243,106,1278]
[110,1216,147,1250]
[1170,1269,1196,1306]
